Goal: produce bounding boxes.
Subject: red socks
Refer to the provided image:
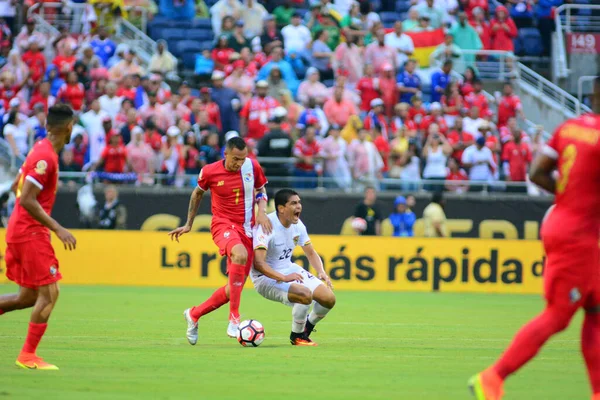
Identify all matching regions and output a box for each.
[22,322,48,354]
[190,286,229,322]
[228,263,246,322]
[493,307,574,379]
[582,312,600,394]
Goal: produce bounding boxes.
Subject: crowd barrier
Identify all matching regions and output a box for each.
[0,230,544,294]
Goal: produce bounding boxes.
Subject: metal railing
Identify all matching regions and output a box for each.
[554,4,600,79]
[455,50,516,82]
[115,18,157,67]
[28,1,148,35]
[516,62,591,117]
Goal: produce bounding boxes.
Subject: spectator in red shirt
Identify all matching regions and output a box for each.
[117,74,136,100]
[57,71,85,111]
[29,80,56,112]
[293,124,322,189]
[211,35,234,71]
[445,158,469,193]
[464,79,488,114]
[198,87,222,132]
[379,63,397,118]
[447,116,475,162]
[21,41,45,84]
[364,98,391,141]
[471,7,491,50]
[53,44,77,79]
[420,102,448,137]
[441,81,464,127]
[92,132,129,174]
[70,133,87,170]
[391,103,418,135]
[239,80,280,140]
[502,128,532,192]
[355,64,380,114]
[372,126,390,176]
[408,96,427,126]
[490,5,518,52]
[144,119,163,152]
[461,66,477,96]
[497,81,524,128]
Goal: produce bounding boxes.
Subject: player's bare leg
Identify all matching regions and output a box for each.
[226,243,248,338]
[582,305,600,399]
[304,285,336,342]
[0,286,37,315]
[287,284,316,346]
[469,303,577,400]
[16,282,60,370]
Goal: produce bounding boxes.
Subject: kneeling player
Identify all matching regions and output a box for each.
[252,189,335,346]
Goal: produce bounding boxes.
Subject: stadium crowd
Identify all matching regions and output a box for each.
[0,0,560,192]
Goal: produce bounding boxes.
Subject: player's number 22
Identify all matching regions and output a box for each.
[557,144,577,194]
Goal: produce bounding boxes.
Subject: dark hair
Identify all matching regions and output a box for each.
[431,191,444,204]
[472,78,483,86]
[226,136,247,151]
[443,60,453,68]
[121,98,134,108]
[47,104,74,128]
[275,189,299,211]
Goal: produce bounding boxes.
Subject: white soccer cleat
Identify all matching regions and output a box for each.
[183,308,198,345]
[227,320,240,338]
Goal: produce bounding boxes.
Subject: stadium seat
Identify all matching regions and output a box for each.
[160,28,186,41]
[176,40,204,58]
[182,52,197,70]
[295,9,309,18]
[199,40,214,51]
[380,11,400,26]
[192,18,212,29]
[150,15,171,25]
[148,21,171,39]
[187,29,214,41]
[513,37,522,56]
[395,0,411,13]
[519,27,543,56]
[371,0,382,12]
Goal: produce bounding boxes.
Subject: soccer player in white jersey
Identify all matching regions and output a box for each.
[252,189,336,346]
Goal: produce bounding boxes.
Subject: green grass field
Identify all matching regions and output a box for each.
[0,285,588,399]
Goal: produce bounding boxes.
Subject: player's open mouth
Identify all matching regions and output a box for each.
[294,212,301,218]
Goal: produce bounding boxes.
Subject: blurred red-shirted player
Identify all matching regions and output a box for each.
[169,137,272,342]
[239,80,280,140]
[470,77,600,400]
[0,105,77,370]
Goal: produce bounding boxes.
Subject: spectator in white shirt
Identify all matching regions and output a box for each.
[3,110,29,157]
[282,12,312,55]
[384,21,414,69]
[99,82,124,121]
[461,136,496,190]
[81,99,109,164]
[462,106,485,138]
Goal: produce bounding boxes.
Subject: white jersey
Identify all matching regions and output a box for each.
[251,212,311,281]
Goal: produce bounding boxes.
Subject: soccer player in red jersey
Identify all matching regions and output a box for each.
[0,105,77,370]
[169,137,272,342]
[470,77,600,400]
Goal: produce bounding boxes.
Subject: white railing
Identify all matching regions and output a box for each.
[443,49,516,81]
[516,62,591,117]
[554,4,600,79]
[116,19,156,67]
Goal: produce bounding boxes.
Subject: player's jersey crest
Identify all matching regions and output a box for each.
[243,172,253,182]
[35,160,48,175]
[224,231,230,238]
[569,287,582,304]
[49,265,57,276]
[293,235,299,246]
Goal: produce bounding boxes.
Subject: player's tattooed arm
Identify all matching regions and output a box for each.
[168,186,205,242]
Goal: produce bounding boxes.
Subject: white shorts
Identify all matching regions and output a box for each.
[252,263,324,306]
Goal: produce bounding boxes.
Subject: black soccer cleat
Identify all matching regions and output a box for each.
[304,318,316,338]
[290,331,317,346]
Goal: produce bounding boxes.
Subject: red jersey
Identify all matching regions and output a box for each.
[497,94,522,127]
[53,55,76,77]
[117,86,136,101]
[501,141,531,182]
[101,144,127,173]
[57,83,85,111]
[356,77,380,112]
[465,91,489,114]
[447,169,468,182]
[144,132,162,152]
[441,94,463,116]
[239,96,280,140]
[197,158,268,235]
[543,114,600,242]
[211,48,234,70]
[390,117,417,133]
[7,139,58,243]
[373,135,391,173]
[420,115,448,136]
[461,82,474,97]
[22,51,46,83]
[447,130,475,162]
[293,138,322,171]
[408,106,427,124]
[29,93,56,113]
[471,21,492,49]
[197,101,222,132]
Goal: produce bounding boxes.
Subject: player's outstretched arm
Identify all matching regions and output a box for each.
[168,186,205,242]
[529,153,557,194]
[254,249,303,283]
[302,243,333,289]
[20,179,76,250]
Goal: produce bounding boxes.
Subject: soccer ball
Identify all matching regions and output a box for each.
[351,217,368,233]
[237,320,265,347]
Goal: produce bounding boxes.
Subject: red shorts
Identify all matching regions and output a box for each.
[211,221,253,275]
[543,238,600,311]
[6,238,62,289]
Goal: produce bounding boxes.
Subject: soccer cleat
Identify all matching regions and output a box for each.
[227,318,240,338]
[15,353,59,370]
[183,308,198,345]
[468,368,504,400]
[290,332,317,346]
[304,318,316,338]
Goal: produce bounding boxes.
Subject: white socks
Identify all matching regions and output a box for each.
[291,303,310,333]
[308,302,331,326]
